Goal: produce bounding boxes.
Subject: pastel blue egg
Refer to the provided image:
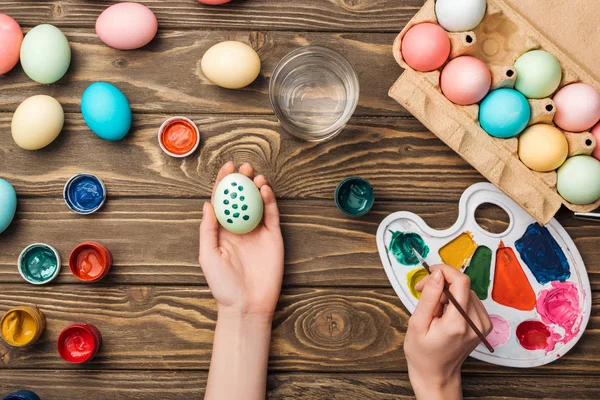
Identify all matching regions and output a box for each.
[479,88,530,138]
[0,178,17,234]
[81,82,131,141]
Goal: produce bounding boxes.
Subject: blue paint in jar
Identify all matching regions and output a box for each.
[64,174,106,214]
[3,390,41,400]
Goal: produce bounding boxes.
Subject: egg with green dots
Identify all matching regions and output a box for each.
[213,173,264,234]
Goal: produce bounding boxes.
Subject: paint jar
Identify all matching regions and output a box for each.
[334,177,374,217]
[0,306,46,348]
[63,173,106,214]
[2,390,41,400]
[158,116,200,158]
[18,243,61,285]
[57,323,102,364]
[68,242,112,283]
[269,46,360,142]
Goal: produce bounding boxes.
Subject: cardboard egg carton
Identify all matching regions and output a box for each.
[389,0,600,225]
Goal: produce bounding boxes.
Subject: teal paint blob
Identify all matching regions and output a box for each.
[465,245,492,300]
[18,244,60,284]
[388,231,429,266]
[334,177,374,217]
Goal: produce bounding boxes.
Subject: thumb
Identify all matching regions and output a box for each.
[409,269,445,332]
[199,202,219,263]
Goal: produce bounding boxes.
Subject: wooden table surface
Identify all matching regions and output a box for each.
[0,1,599,399]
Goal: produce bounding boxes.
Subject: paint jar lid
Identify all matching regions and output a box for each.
[334,177,374,217]
[158,116,200,158]
[17,243,61,285]
[57,323,102,364]
[2,390,41,400]
[63,173,106,215]
[68,242,113,282]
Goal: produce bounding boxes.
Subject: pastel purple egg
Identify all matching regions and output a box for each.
[553,83,600,132]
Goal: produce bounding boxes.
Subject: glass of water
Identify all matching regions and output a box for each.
[269,46,360,142]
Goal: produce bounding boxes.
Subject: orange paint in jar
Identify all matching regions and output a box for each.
[69,242,112,282]
[0,306,46,348]
[158,116,200,157]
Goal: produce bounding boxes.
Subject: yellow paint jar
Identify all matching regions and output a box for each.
[0,306,46,348]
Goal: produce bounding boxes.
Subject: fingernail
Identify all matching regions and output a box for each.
[203,202,208,213]
[432,270,442,285]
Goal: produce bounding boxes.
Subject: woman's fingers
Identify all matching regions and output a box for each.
[430,265,472,330]
[212,162,236,200]
[199,202,220,264]
[410,269,445,333]
[239,162,255,180]
[260,185,280,231]
[254,174,269,189]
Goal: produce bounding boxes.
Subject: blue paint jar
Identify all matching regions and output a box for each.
[479,88,530,138]
[3,390,41,400]
[63,173,106,214]
[334,177,375,217]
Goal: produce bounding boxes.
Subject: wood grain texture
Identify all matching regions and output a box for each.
[0,115,481,200]
[0,30,405,116]
[0,0,424,32]
[0,285,598,373]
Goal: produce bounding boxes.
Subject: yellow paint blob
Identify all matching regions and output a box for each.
[1,309,37,346]
[407,267,428,299]
[439,232,478,269]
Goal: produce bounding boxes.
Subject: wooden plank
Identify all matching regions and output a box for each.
[0,285,598,373]
[0,30,406,116]
[2,371,600,399]
[0,0,423,32]
[0,115,480,200]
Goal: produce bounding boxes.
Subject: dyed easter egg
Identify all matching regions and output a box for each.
[514,50,561,99]
[557,155,600,204]
[96,3,158,50]
[199,0,231,4]
[479,88,530,138]
[201,41,261,89]
[0,14,23,75]
[435,0,486,32]
[440,56,491,105]
[401,23,450,72]
[213,173,264,234]
[518,124,568,172]
[20,24,70,84]
[18,243,61,285]
[11,95,64,150]
[553,83,600,132]
[592,122,600,161]
[81,82,132,140]
[0,179,17,234]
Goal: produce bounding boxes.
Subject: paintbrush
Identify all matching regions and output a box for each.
[574,212,600,222]
[411,246,495,353]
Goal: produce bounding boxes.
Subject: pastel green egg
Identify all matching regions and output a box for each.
[557,155,600,204]
[20,24,71,84]
[213,173,264,234]
[514,50,561,99]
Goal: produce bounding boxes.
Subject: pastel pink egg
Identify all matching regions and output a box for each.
[0,14,23,75]
[592,122,600,161]
[199,0,231,4]
[441,56,491,105]
[401,23,450,72]
[96,3,158,50]
[553,83,600,132]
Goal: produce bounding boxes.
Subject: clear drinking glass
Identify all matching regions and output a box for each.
[269,46,360,142]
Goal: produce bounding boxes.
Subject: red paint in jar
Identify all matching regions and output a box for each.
[57,323,102,364]
[69,242,112,282]
[158,116,200,157]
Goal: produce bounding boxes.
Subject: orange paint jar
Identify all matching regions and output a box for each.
[0,306,46,348]
[69,242,113,282]
[158,116,200,157]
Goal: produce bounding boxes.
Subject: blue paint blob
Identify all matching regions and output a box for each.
[515,222,571,285]
[64,174,106,214]
[3,390,41,400]
[479,88,530,138]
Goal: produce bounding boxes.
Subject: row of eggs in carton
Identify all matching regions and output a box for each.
[398,0,600,206]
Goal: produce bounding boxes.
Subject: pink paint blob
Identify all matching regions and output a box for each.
[592,122,600,161]
[553,83,600,132]
[516,320,560,352]
[536,281,583,344]
[486,314,511,349]
[441,56,491,105]
[401,23,450,72]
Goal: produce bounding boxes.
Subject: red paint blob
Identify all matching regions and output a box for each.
[57,324,102,364]
[491,242,536,311]
[516,320,552,350]
[159,117,199,156]
[69,242,112,282]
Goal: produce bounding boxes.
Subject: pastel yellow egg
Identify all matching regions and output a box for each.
[518,124,568,172]
[11,95,64,150]
[201,41,261,89]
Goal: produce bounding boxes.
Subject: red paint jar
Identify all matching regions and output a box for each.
[69,242,112,282]
[158,116,200,158]
[57,323,102,364]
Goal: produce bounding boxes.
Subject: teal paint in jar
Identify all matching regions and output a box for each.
[334,177,375,217]
[18,243,61,285]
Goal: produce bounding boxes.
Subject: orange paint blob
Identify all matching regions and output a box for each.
[69,242,112,282]
[492,241,536,311]
[159,118,199,156]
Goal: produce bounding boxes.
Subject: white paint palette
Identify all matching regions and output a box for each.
[376,183,591,367]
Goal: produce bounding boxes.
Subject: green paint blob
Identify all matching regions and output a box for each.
[230,192,237,199]
[238,186,244,191]
[388,231,429,266]
[232,204,238,210]
[240,196,245,201]
[224,210,230,216]
[227,219,233,224]
[243,215,250,221]
[224,200,229,205]
[233,212,240,218]
[241,205,248,211]
[232,182,237,186]
[224,189,229,195]
[19,245,59,283]
[465,245,492,300]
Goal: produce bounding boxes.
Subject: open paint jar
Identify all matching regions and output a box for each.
[63,173,106,214]
[158,116,200,157]
[0,306,46,348]
[18,243,61,285]
[68,242,112,282]
[57,323,102,364]
[269,46,360,142]
[334,177,375,217]
[2,391,41,400]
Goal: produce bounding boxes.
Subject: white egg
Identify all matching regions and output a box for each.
[435,0,487,32]
[11,95,64,150]
[201,41,261,89]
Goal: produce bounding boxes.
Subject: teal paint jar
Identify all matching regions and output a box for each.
[18,243,61,285]
[334,177,374,217]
